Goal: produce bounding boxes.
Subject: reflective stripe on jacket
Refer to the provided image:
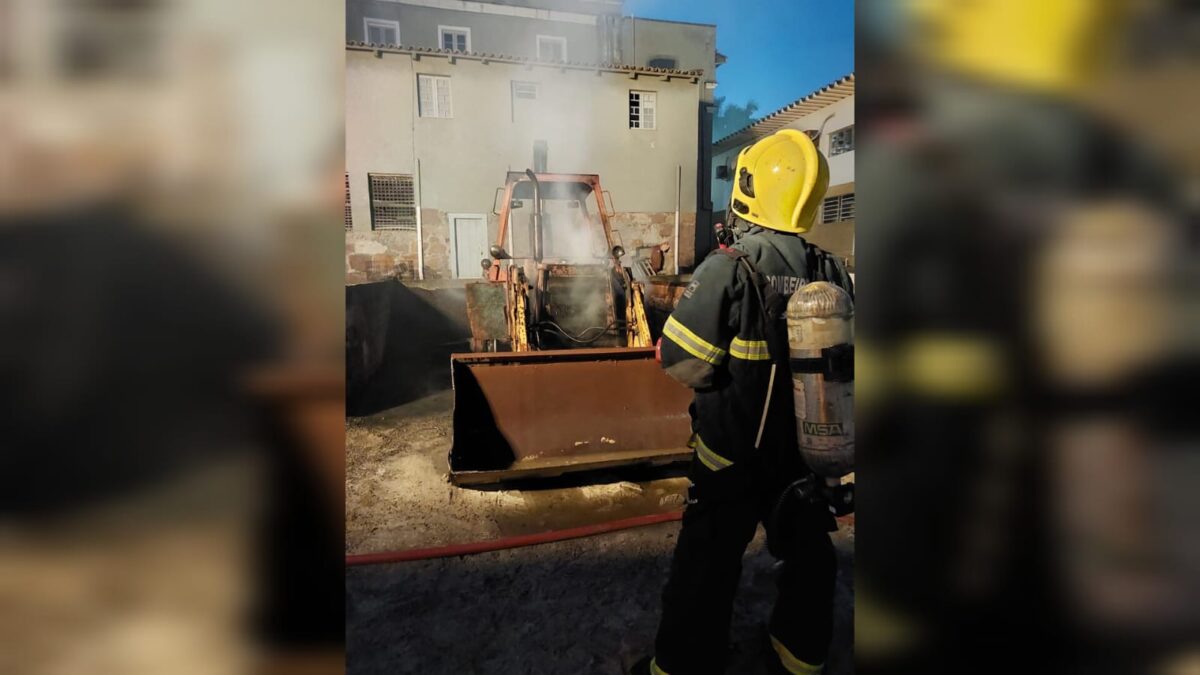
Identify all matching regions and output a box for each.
[661,227,853,476]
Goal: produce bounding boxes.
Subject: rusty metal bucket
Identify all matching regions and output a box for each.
[449,347,694,485]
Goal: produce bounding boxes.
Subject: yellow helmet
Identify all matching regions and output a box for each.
[905,0,1130,93]
[730,129,829,234]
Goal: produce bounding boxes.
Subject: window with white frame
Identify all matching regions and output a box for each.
[536,35,567,62]
[364,18,399,45]
[629,90,656,130]
[830,125,855,156]
[368,174,417,230]
[511,81,538,122]
[417,74,453,119]
[439,25,471,52]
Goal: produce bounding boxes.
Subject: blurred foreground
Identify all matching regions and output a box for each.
[856,1,1199,673]
[0,1,344,673]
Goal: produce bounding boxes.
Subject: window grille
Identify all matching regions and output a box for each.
[369,173,417,230]
[821,193,855,223]
[344,173,353,229]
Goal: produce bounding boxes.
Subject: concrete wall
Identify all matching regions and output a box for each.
[619,17,718,256]
[345,3,719,93]
[349,0,605,62]
[621,18,717,94]
[346,48,701,281]
[490,0,622,15]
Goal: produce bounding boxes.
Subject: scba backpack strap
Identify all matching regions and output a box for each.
[709,248,785,318]
[708,247,790,450]
[708,247,787,360]
[803,241,854,301]
[705,241,854,455]
[708,242,853,341]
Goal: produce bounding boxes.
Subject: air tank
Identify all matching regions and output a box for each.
[786,281,854,479]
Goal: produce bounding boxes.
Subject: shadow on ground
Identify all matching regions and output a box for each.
[346,523,853,674]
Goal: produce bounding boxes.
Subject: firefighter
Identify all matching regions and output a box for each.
[633,129,853,675]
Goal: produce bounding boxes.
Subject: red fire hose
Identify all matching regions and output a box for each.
[346,510,684,567]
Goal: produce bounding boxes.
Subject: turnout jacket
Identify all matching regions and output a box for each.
[661,227,853,493]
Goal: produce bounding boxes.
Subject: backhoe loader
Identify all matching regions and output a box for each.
[450,171,693,485]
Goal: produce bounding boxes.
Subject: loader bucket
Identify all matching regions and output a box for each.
[449,347,694,485]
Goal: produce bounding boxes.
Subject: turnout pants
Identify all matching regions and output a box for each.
[652,477,836,675]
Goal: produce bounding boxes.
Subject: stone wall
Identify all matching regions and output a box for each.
[345,208,452,284]
[418,209,452,280]
[346,210,698,283]
[609,211,697,273]
[345,230,418,284]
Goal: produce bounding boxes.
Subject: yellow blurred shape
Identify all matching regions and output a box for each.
[898,334,1006,400]
[854,340,888,410]
[907,0,1130,94]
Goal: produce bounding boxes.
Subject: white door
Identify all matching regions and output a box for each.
[452,214,489,279]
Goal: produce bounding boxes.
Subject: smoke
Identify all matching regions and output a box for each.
[539,193,610,263]
[505,186,610,264]
[505,80,612,269]
[508,188,617,340]
[507,72,603,179]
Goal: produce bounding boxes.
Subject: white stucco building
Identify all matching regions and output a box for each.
[345,0,722,283]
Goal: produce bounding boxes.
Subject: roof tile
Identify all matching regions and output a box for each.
[714,74,855,148]
[346,41,704,78]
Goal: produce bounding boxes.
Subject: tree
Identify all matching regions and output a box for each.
[712,96,759,142]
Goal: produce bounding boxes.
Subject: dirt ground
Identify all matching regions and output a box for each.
[346,391,854,674]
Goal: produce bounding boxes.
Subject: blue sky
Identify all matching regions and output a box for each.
[624,0,855,117]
